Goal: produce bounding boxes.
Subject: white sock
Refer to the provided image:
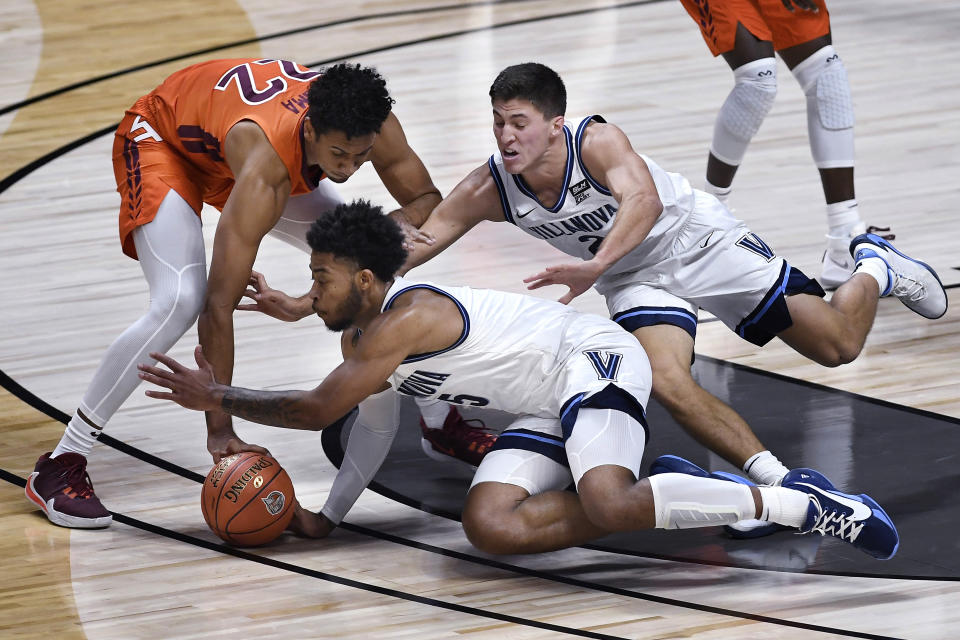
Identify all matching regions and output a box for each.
[758,486,810,528]
[743,451,788,486]
[704,180,732,204]
[52,410,102,458]
[852,247,890,296]
[649,473,756,529]
[417,399,450,430]
[826,199,861,237]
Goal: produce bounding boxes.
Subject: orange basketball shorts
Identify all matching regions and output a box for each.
[112,108,205,260]
[680,0,831,56]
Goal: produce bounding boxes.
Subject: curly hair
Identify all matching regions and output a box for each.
[307,63,395,139]
[489,62,566,119]
[306,199,408,281]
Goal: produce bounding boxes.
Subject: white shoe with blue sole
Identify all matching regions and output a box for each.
[649,454,788,539]
[782,468,899,560]
[850,233,947,319]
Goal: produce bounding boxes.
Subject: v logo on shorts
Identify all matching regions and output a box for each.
[583,350,623,381]
[736,232,776,262]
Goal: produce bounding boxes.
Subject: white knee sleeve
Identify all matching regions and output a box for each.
[791,45,855,168]
[566,408,645,488]
[648,473,756,529]
[710,57,778,166]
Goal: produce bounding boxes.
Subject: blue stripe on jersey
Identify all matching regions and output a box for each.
[489,428,569,468]
[487,155,515,225]
[612,306,697,339]
[510,125,574,212]
[559,383,649,443]
[574,115,613,196]
[383,285,471,363]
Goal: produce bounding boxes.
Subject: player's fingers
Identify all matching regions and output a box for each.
[149,351,185,372]
[525,278,551,290]
[236,303,260,312]
[144,389,175,400]
[194,345,211,369]
[137,363,172,379]
[137,370,174,388]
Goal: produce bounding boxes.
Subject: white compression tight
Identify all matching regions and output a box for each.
[53,183,344,458]
[54,190,207,457]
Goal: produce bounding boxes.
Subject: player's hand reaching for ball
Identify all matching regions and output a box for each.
[207,437,272,464]
[139,346,224,412]
[287,501,335,538]
[524,260,606,304]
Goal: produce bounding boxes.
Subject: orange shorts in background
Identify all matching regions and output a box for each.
[680,0,831,56]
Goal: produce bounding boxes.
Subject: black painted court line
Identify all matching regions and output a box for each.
[1,468,640,640]
[0,0,667,118]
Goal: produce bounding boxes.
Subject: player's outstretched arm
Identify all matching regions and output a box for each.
[201,121,294,458]
[371,113,442,244]
[399,163,505,275]
[523,122,663,304]
[141,305,423,430]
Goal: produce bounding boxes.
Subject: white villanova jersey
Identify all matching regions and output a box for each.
[382,277,651,419]
[488,115,696,279]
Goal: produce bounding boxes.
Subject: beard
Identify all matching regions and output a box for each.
[324,283,364,332]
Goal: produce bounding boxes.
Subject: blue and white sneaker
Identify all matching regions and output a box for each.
[850,233,947,319]
[782,468,899,560]
[649,455,788,539]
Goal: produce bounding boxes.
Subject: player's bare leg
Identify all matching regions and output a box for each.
[779,276,878,366]
[631,325,787,484]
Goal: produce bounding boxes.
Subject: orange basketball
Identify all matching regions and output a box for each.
[201,451,296,546]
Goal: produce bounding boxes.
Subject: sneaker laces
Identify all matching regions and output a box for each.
[58,458,97,499]
[866,225,895,241]
[806,496,865,543]
[447,416,497,447]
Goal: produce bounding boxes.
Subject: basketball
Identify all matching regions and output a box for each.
[201,451,296,546]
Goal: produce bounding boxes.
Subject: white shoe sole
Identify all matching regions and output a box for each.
[25,472,113,529]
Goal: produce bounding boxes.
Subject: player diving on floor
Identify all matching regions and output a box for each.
[139,199,899,560]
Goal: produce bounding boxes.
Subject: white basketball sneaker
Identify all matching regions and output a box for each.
[850,233,948,319]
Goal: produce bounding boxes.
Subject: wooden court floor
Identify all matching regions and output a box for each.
[1,1,958,638]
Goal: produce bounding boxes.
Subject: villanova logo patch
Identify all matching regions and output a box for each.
[735,232,776,262]
[583,350,622,381]
[568,179,592,204]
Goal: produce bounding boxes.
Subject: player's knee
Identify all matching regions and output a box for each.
[791,46,855,168]
[576,468,637,532]
[149,277,206,330]
[462,505,521,554]
[711,58,777,164]
[648,362,698,411]
[807,332,862,367]
[462,487,528,554]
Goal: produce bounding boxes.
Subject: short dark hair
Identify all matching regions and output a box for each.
[307,63,395,138]
[306,199,407,281]
[489,62,566,118]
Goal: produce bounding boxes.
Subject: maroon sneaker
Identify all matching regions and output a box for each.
[420,406,497,468]
[25,452,112,528]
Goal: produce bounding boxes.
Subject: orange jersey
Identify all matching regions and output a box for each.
[681,0,830,56]
[113,58,325,258]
